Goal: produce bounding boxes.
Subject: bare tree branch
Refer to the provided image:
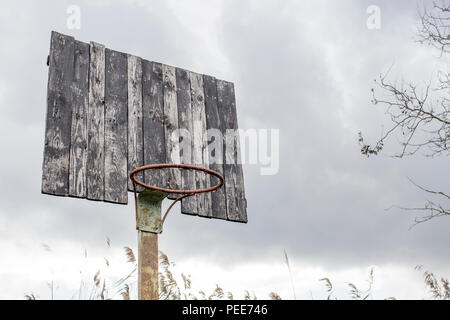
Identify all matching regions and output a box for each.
[386,179,450,228]
[417,0,450,55]
[360,1,449,159]
[360,72,449,158]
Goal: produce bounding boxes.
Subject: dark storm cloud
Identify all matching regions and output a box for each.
[0,0,448,284]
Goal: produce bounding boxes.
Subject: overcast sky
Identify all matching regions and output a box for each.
[0,0,449,300]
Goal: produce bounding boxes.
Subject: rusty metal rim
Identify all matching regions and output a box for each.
[130,163,224,194]
[130,164,225,233]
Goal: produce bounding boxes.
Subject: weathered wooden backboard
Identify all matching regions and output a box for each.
[42,31,247,223]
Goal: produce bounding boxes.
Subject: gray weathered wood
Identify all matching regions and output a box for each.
[104,49,128,204]
[86,41,105,201]
[127,54,143,191]
[42,31,75,196]
[162,64,181,198]
[142,61,166,188]
[69,40,89,198]
[203,75,227,219]
[176,68,196,214]
[190,72,212,217]
[43,32,247,222]
[217,80,247,222]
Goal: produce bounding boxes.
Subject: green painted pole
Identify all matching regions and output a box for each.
[135,189,167,300]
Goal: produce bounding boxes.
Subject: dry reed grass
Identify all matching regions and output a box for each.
[24,243,450,300]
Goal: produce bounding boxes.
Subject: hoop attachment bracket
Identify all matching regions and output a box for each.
[136,190,167,234]
[130,163,224,234]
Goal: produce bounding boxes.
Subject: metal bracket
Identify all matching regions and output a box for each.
[136,189,168,234]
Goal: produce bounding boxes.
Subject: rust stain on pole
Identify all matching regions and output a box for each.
[138,230,159,300]
[136,189,167,300]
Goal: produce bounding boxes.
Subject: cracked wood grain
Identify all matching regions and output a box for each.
[42,31,75,196]
[69,40,89,198]
[104,49,128,204]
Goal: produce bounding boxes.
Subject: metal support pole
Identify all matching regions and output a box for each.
[138,231,158,300]
[135,189,167,300]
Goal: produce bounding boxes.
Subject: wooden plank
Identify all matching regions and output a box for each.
[104,49,128,204]
[86,41,105,201]
[176,68,197,215]
[68,40,89,198]
[42,31,75,196]
[217,80,247,222]
[127,54,143,191]
[203,75,227,219]
[142,61,166,188]
[162,64,181,198]
[190,72,212,217]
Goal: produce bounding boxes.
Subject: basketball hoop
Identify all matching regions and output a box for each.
[42,31,247,301]
[130,164,224,232]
